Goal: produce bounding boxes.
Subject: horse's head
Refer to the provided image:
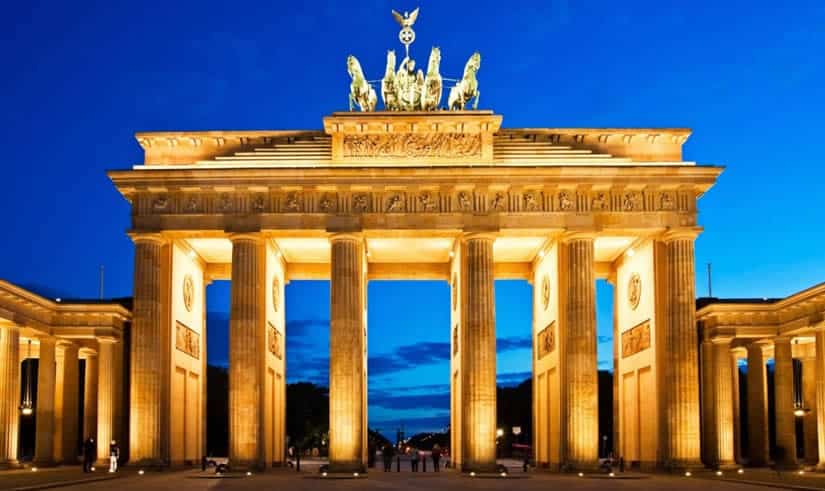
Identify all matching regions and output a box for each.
[427,47,441,74]
[466,52,481,75]
[347,55,362,80]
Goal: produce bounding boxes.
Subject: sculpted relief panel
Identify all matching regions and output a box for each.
[342,133,482,159]
[175,321,200,360]
[621,320,651,358]
[537,322,556,359]
[133,188,696,218]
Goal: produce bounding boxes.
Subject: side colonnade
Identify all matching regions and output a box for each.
[698,283,825,469]
[0,281,129,468]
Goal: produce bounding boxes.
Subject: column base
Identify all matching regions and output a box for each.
[31,458,57,467]
[560,461,600,473]
[662,460,704,473]
[717,463,741,471]
[0,460,22,469]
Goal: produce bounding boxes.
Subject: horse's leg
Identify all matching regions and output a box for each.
[473,91,480,110]
[349,93,355,112]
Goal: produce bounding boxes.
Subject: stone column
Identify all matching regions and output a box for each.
[34,337,57,465]
[129,234,168,464]
[701,339,716,464]
[52,344,66,462]
[662,230,702,467]
[731,350,743,465]
[83,351,99,445]
[229,234,265,469]
[712,338,735,467]
[460,233,497,472]
[0,324,20,467]
[802,354,818,465]
[61,344,80,464]
[774,337,797,467]
[746,343,769,466]
[96,339,116,465]
[816,330,825,470]
[329,233,367,472]
[561,234,598,469]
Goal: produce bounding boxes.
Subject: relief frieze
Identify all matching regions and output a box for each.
[342,133,482,159]
[133,187,696,216]
[621,319,651,358]
[537,321,556,359]
[175,321,200,360]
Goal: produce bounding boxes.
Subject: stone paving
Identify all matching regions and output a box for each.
[7,467,825,491]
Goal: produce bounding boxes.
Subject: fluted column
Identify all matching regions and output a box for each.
[816,329,825,470]
[61,344,80,463]
[712,338,735,466]
[52,343,66,462]
[460,233,497,472]
[96,339,116,465]
[229,234,266,469]
[83,351,99,445]
[662,230,701,467]
[328,234,367,472]
[701,339,716,464]
[34,337,57,465]
[561,234,598,468]
[746,343,769,466]
[731,350,743,464]
[774,338,797,466]
[0,324,20,467]
[802,354,818,465]
[129,234,168,464]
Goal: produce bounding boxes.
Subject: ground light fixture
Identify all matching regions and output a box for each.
[716,470,723,476]
[31,467,37,472]
[470,471,476,477]
[577,472,584,477]
[353,472,359,477]
[685,471,692,477]
[138,470,145,475]
[246,471,252,476]
[90,466,95,472]
[798,470,805,475]
[737,469,744,474]
[609,472,615,477]
[500,472,507,477]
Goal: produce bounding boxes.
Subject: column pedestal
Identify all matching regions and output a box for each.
[747,344,769,467]
[460,233,497,473]
[34,337,57,466]
[328,234,367,473]
[0,325,20,467]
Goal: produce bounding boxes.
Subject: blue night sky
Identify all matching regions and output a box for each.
[2,1,824,436]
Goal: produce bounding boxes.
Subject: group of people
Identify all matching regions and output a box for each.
[81,437,120,473]
[380,443,442,472]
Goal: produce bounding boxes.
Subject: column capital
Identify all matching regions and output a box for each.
[329,232,364,244]
[661,227,703,242]
[79,347,98,358]
[229,232,264,244]
[773,336,793,345]
[460,231,496,242]
[96,336,119,345]
[711,336,735,345]
[128,232,168,245]
[560,230,598,243]
[731,346,747,358]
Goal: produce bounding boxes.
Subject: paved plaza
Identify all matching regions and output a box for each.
[7,467,825,491]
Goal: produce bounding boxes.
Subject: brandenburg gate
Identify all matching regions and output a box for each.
[109,104,721,474]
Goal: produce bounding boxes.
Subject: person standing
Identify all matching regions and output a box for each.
[431,443,441,472]
[410,447,419,472]
[108,440,120,473]
[82,437,95,472]
[382,443,394,472]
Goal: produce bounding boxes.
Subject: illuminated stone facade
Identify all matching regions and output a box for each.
[0,281,130,468]
[697,283,825,470]
[108,109,721,472]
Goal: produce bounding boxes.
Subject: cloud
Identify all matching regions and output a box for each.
[286,319,329,336]
[497,335,532,351]
[497,371,532,386]
[369,341,451,376]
